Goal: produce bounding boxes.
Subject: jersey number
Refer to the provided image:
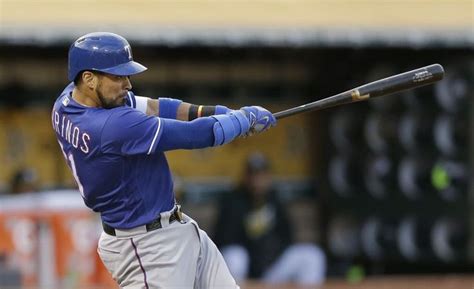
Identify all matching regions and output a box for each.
[59,142,85,197]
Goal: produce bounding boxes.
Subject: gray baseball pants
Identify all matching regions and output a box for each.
[97,210,239,289]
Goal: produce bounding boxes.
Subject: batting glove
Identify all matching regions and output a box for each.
[239,106,276,135]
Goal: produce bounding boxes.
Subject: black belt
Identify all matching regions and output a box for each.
[103,206,184,236]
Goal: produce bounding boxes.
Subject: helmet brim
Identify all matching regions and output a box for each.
[98,61,147,76]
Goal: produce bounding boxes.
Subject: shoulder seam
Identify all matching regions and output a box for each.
[147,117,162,155]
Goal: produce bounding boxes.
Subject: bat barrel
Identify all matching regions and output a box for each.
[357,63,444,99]
[273,64,444,120]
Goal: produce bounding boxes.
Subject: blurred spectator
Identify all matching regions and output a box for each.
[214,152,326,285]
[9,168,39,194]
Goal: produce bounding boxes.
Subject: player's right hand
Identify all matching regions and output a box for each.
[239,106,277,136]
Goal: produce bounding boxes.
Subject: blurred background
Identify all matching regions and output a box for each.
[0,0,472,288]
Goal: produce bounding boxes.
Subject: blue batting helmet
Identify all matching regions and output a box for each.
[68,32,147,81]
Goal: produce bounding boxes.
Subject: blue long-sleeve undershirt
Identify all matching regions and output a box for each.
[156,117,217,151]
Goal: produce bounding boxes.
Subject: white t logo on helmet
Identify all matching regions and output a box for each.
[124,45,132,60]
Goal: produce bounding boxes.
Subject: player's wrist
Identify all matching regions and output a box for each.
[188,104,231,120]
[215,105,231,115]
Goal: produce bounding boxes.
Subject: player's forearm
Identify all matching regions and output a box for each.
[136,96,230,121]
[165,101,231,121]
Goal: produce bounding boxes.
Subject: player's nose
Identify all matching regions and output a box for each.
[124,76,132,90]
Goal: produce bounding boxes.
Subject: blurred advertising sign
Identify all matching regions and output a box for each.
[0,213,38,286]
[0,190,117,289]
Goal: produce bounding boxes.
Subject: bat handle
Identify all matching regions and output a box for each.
[273,112,286,119]
[273,90,352,119]
[273,108,297,119]
[273,104,313,120]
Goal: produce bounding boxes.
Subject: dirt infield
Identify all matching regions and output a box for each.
[243,275,474,289]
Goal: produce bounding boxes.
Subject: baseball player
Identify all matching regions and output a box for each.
[51,32,276,289]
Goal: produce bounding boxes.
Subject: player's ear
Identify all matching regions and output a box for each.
[82,71,97,89]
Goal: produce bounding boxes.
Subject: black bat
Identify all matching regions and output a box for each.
[273,64,445,119]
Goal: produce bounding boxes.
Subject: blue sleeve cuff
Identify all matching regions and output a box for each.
[211,111,250,146]
[230,110,250,135]
[159,98,182,119]
[212,114,236,146]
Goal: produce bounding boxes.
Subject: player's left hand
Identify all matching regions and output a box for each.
[239,106,276,136]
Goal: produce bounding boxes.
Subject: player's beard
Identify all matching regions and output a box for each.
[96,84,125,109]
